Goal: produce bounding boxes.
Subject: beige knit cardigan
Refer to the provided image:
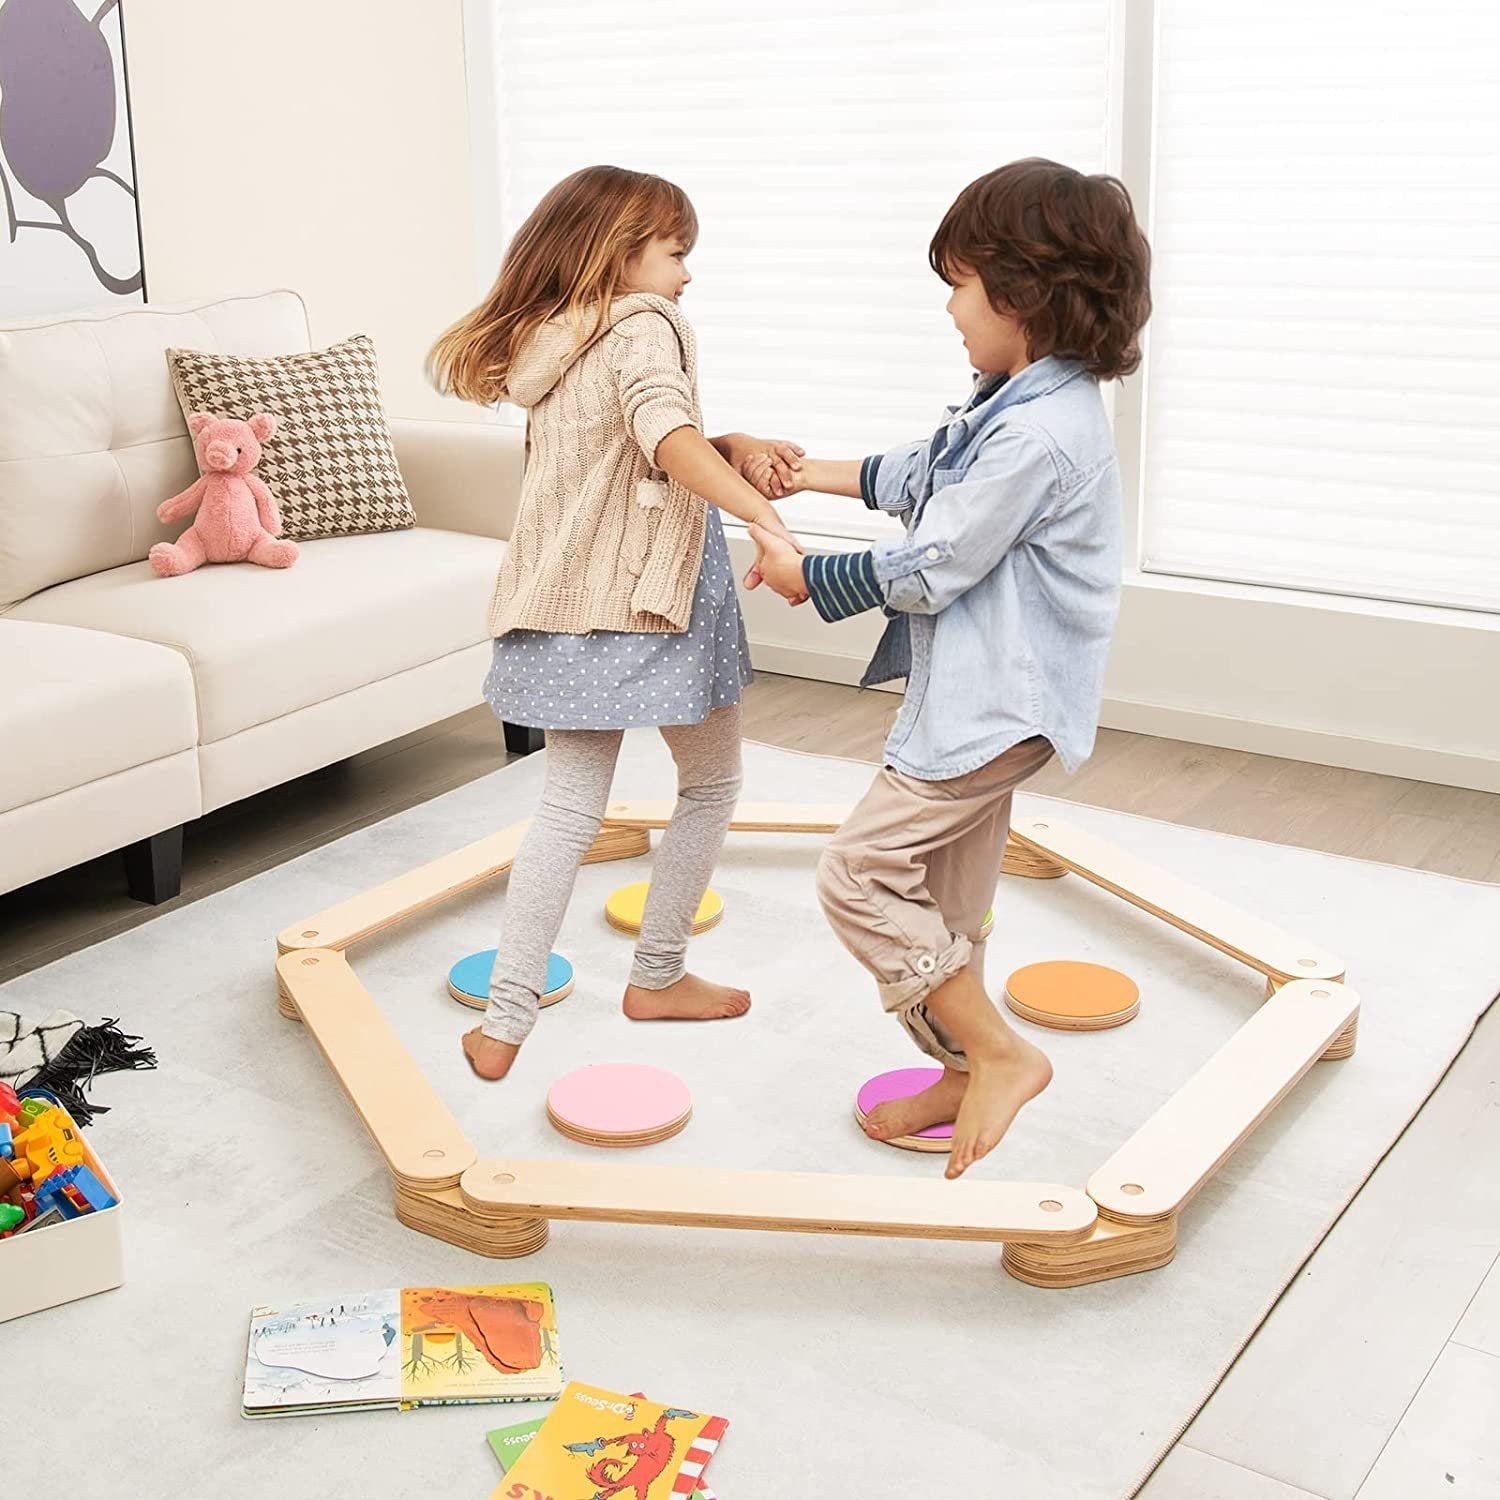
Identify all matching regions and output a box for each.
[486,292,708,638]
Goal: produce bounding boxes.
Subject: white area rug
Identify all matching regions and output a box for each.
[6,737,1498,1499]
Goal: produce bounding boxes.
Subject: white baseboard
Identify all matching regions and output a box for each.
[1098,699,1500,794]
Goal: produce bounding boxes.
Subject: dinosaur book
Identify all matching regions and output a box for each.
[492,1381,727,1500]
[241,1282,564,1418]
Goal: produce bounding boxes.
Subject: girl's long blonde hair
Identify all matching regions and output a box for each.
[429,165,698,407]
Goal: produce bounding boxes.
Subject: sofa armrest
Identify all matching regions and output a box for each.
[389,417,523,540]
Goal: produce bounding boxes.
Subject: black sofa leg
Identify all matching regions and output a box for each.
[124,825,184,905]
[503,721,545,757]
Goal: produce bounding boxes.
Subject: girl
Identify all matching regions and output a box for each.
[429,164,805,1081]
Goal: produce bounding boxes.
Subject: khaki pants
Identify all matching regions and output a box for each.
[816,736,1055,1071]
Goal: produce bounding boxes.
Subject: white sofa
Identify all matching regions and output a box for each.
[0,290,527,901]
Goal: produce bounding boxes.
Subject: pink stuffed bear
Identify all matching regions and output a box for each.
[149,411,299,577]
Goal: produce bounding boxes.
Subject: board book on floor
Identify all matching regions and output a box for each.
[489,1381,727,1499]
[242,1282,562,1418]
[488,1401,721,1499]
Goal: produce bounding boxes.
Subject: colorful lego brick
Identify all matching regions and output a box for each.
[13,1110,85,1185]
[0,1121,12,1159]
[0,1202,23,1232]
[31,1175,82,1220]
[0,1079,19,1117]
[71,1166,117,1212]
[32,1164,116,1219]
[17,1098,52,1129]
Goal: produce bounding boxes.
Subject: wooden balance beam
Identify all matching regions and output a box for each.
[274,798,1356,1288]
[276,949,475,1188]
[1087,979,1359,1224]
[461,1159,1097,1244]
[462,1158,1098,1242]
[1007,815,1346,986]
[276,819,649,960]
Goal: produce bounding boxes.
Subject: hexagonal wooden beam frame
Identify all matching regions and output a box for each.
[274,802,1356,1287]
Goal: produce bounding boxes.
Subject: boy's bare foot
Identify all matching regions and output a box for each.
[861,1067,968,1141]
[945,1038,1052,1179]
[922,970,1053,1179]
[462,1027,521,1081]
[622,973,751,1021]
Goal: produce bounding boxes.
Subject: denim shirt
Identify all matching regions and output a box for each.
[805,356,1122,780]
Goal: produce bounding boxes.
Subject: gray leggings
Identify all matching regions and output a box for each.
[482,705,743,1043]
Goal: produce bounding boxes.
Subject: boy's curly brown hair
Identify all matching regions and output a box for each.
[929,159,1152,380]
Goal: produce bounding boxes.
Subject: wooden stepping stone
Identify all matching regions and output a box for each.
[1005,960,1140,1032]
[855,1067,953,1154]
[447,949,574,1011]
[605,882,723,937]
[546,1063,692,1148]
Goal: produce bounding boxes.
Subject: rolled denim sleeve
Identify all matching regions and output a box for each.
[860,435,930,515]
[871,424,1058,615]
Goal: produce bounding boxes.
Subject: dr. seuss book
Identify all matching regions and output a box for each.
[241,1282,563,1418]
[489,1415,549,1470]
[491,1381,727,1500]
[487,1403,721,1499]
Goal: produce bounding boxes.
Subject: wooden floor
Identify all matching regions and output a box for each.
[2,672,1496,1497]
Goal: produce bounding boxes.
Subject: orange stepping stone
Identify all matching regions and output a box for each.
[1004,960,1140,1032]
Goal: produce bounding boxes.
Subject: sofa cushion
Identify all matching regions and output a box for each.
[8,528,504,745]
[197,641,492,815]
[0,291,311,610]
[1,753,202,899]
[167,335,417,541]
[0,621,198,812]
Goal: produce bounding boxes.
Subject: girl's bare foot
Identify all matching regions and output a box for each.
[920,969,1054,1179]
[622,972,751,1021]
[462,1027,522,1080]
[861,1067,968,1141]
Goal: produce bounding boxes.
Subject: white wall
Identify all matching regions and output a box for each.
[125,0,483,420]
[729,527,1500,793]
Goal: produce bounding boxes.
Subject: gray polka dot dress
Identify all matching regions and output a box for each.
[483,508,753,730]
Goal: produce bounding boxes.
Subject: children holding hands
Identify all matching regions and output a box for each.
[434,152,1151,1189]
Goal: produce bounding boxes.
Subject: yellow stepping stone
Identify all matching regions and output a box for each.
[605,882,724,937]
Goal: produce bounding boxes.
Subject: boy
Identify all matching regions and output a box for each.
[744,159,1151,1179]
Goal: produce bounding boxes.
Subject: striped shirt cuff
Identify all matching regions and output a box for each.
[802,550,885,622]
[859,454,882,509]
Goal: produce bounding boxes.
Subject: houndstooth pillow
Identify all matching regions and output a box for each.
[166,334,416,540]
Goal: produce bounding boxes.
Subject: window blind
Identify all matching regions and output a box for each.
[1141,2,1500,612]
[486,0,1115,539]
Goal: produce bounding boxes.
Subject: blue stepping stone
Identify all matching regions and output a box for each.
[447,949,575,1010]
